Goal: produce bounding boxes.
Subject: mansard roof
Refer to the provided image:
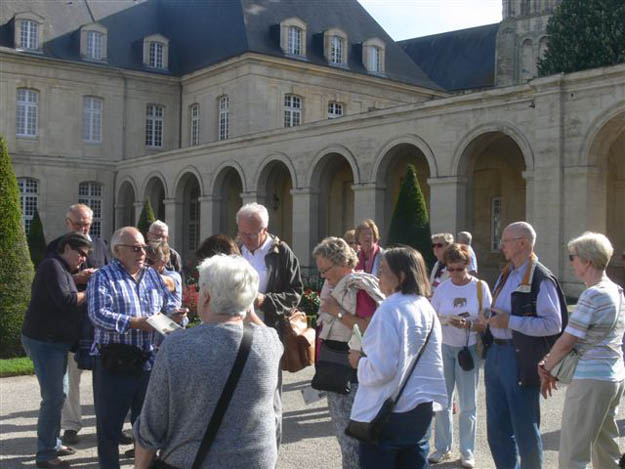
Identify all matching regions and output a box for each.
[0,0,441,89]
[399,23,500,91]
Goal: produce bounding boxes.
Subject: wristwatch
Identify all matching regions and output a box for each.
[337,311,344,320]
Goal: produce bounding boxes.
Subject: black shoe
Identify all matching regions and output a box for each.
[56,445,76,457]
[119,430,133,445]
[61,430,79,446]
[36,458,71,468]
[123,448,135,459]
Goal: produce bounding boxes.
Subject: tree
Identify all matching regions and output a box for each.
[0,136,35,358]
[538,0,625,76]
[137,199,156,239]
[27,208,47,267]
[386,165,435,268]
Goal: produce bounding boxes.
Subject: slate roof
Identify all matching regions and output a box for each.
[399,23,500,91]
[0,0,441,90]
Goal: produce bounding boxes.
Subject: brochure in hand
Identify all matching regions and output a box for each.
[146,312,183,336]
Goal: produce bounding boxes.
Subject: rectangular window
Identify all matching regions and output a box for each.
[288,26,302,56]
[491,197,503,251]
[190,104,200,146]
[146,104,164,148]
[82,96,103,143]
[284,95,301,128]
[330,36,344,64]
[20,20,38,50]
[149,42,164,68]
[16,89,38,137]
[86,31,103,60]
[369,46,381,73]
[328,102,343,119]
[78,182,103,238]
[18,178,38,234]
[218,96,229,141]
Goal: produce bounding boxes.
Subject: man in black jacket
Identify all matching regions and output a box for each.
[47,204,110,445]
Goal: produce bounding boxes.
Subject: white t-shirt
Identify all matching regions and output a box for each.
[241,236,273,321]
[430,277,492,347]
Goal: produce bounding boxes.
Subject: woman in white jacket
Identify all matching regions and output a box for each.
[349,246,447,468]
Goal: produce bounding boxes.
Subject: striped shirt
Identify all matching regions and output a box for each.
[565,275,625,382]
[88,259,180,369]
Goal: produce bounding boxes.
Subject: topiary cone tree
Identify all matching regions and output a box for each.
[387,164,436,269]
[0,136,35,358]
[27,207,47,267]
[137,199,156,239]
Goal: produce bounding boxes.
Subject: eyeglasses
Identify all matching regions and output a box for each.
[568,254,576,262]
[238,229,264,240]
[432,243,445,249]
[318,264,335,276]
[119,244,147,253]
[66,218,91,229]
[446,267,466,273]
[72,247,89,258]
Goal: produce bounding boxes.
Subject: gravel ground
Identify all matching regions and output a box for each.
[1,365,623,468]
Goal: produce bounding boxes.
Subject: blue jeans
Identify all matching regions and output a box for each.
[485,342,542,469]
[93,358,150,469]
[360,402,432,469]
[21,335,72,462]
[434,344,479,459]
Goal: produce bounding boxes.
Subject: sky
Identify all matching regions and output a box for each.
[357,0,502,41]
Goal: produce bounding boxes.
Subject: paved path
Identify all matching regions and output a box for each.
[1,366,623,468]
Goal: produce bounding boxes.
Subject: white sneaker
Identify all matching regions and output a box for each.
[428,450,452,464]
[461,454,476,468]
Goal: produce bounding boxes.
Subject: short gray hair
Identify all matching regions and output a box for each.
[457,231,472,244]
[506,222,536,247]
[111,227,142,256]
[236,203,269,229]
[66,203,93,219]
[313,237,358,269]
[149,220,168,234]
[197,254,259,317]
[432,233,454,245]
[568,232,613,271]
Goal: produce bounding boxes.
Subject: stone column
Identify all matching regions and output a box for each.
[522,170,535,222]
[198,195,217,243]
[163,198,182,252]
[114,204,125,230]
[291,188,317,271]
[352,182,385,232]
[133,202,144,227]
[427,176,468,235]
[241,191,258,206]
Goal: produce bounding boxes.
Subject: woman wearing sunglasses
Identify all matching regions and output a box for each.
[428,243,492,468]
[429,233,454,295]
[21,232,92,468]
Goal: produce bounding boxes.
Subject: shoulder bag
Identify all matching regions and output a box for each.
[344,320,434,445]
[281,308,316,373]
[150,326,254,469]
[551,291,623,384]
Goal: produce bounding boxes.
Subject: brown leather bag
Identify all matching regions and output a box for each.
[281,309,316,372]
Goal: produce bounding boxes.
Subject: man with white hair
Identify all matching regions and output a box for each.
[147,220,183,274]
[478,221,568,469]
[457,231,478,275]
[46,203,111,446]
[236,203,303,330]
[88,226,180,469]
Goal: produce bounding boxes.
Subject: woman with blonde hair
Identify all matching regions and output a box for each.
[355,219,384,277]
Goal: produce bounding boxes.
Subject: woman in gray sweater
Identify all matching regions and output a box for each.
[134,254,283,469]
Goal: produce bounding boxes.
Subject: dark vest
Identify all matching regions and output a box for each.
[508,261,568,387]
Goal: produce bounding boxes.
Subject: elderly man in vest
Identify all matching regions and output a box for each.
[479,222,567,469]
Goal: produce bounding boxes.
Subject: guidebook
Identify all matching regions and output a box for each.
[146,312,183,336]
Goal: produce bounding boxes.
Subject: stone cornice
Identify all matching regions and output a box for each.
[10,153,116,170]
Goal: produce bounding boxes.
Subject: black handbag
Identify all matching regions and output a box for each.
[345,322,434,445]
[99,343,150,374]
[311,341,353,394]
[150,327,253,469]
[458,328,475,372]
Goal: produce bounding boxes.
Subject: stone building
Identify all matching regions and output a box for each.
[1,0,623,293]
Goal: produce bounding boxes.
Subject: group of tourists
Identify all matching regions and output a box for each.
[20,201,624,469]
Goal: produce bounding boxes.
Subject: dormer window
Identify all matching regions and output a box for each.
[362,38,386,74]
[14,13,44,51]
[81,24,107,61]
[143,34,169,70]
[324,28,348,65]
[280,17,307,57]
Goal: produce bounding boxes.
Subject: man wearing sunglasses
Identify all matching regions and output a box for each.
[87,226,180,469]
[46,204,111,447]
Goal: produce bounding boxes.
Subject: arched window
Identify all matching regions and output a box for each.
[16,89,38,137]
[520,38,535,81]
[78,182,104,238]
[18,178,38,234]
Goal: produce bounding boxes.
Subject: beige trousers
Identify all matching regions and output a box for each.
[61,353,83,432]
[559,378,624,469]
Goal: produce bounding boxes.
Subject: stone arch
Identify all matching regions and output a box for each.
[255,155,295,246]
[371,135,438,241]
[253,153,298,191]
[116,177,137,228]
[174,171,202,264]
[173,165,204,199]
[211,164,245,239]
[580,102,625,167]
[307,144,360,187]
[142,171,168,221]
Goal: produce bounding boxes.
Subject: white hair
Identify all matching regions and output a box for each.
[197,254,259,317]
[431,232,454,245]
[67,203,93,219]
[149,220,169,234]
[506,222,536,247]
[236,203,269,229]
[568,232,613,270]
[457,231,472,245]
[111,226,142,256]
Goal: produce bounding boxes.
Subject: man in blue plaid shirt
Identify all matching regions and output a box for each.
[88,226,180,469]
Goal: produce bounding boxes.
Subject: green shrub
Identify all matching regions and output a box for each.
[137,199,156,239]
[27,208,46,267]
[387,164,435,269]
[0,136,34,358]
